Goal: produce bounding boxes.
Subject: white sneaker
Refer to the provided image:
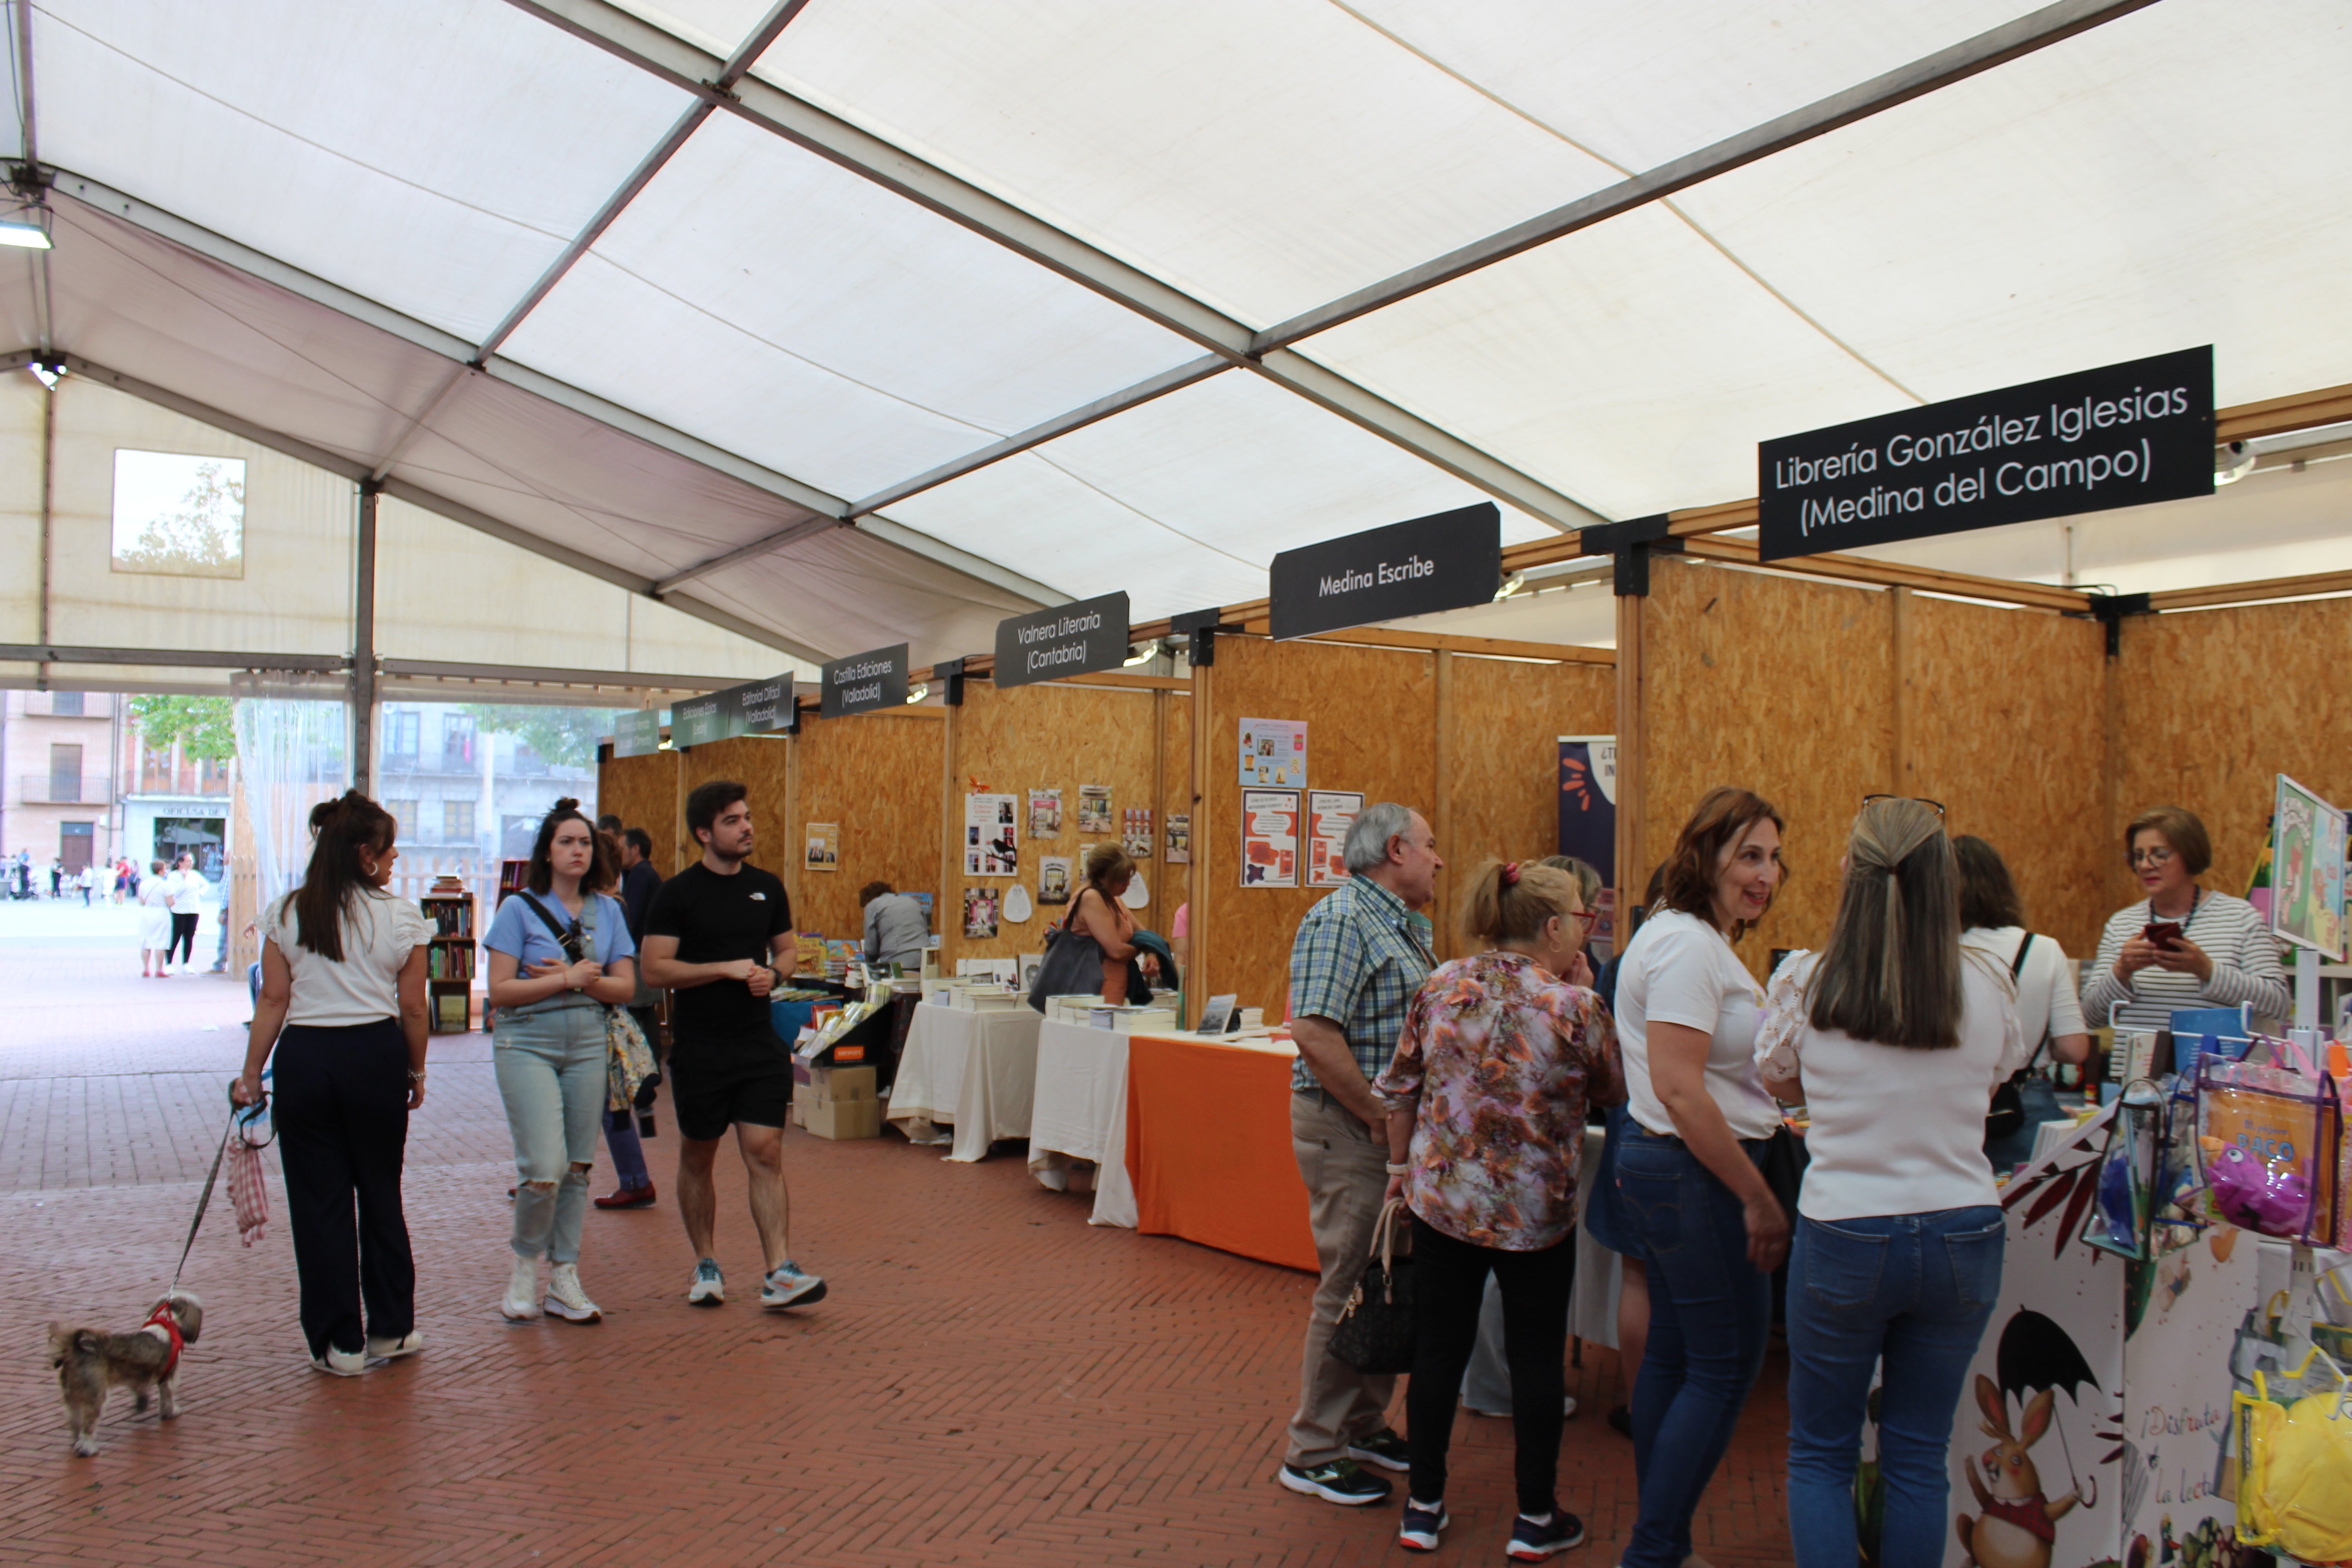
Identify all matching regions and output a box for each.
[501,1254,542,1320]
[311,1345,368,1377]
[366,1330,425,1361]
[544,1263,602,1323]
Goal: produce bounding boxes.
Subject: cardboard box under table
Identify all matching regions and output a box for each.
[795,1063,880,1140]
[1124,1031,1315,1272]
[883,1000,1043,1161]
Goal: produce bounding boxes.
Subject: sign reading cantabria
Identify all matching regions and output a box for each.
[993,592,1130,689]
[1757,346,2214,562]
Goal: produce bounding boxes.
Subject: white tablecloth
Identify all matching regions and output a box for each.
[1026,1017,1137,1227]
[1567,1126,1622,1350]
[884,1002,1042,1163]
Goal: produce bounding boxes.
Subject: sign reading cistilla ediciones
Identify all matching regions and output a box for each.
[993,591,1130,689]
[1268,503,1501,641]
[820,643,909,717]
[1757,346,2214,562]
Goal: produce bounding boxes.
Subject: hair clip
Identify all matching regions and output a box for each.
[1502,862,1520,886]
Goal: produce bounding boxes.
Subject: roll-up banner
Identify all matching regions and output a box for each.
[993,591,1131,689]
[1757,346,2214,562]
[612,709,661,758]
[1558,735,1618,959]
[820,644,909,718]
[1268,503,1502,641]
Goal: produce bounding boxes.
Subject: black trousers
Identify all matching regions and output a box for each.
[272,1020,415,1357]
[1406,1217,1576,1517]
[168,911,200,964]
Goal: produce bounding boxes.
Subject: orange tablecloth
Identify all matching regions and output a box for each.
[1124,1032,1317,1272]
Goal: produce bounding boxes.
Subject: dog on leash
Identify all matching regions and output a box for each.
[47,1290,205,1456]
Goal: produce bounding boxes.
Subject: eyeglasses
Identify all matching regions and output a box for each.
[2128,846,2176,867]
[1863,793,1946,816]
[1564,908,1598,931]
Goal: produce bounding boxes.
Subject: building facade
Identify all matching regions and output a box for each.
[0,690,122,877]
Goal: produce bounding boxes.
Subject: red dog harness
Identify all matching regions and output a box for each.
[142,1303,185,1379]
[1979,1493,2057,1544]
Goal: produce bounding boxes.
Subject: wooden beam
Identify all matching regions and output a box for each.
[2144,567,2352,612]
[1305,626,1616,665]
[1613,592,1645,933]
[2215,381,2352,445]
[1432,650,1454,964]
[1501,533,1593,572]
[938,700,959,973]
[1678,535,2090,613]
[1054,671,1193,692]
[1187,656,1212,1029]
[1890,586,1914,796]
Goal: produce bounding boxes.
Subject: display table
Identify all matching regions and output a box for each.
[1125,1031,1317,1271]
[883,1002,1041,1162]
[1028,1017,1138,1225]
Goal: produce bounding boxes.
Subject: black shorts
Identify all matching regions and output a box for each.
[668,1049,794,1142]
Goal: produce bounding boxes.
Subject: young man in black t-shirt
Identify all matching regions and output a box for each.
[640,780,826,1310]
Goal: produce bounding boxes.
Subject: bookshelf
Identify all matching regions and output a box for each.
[480,859,531,1034]
[420,878,475,1033]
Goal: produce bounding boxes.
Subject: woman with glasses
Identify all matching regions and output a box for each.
[2078,805,2288,1032]
[483,798,638,1325]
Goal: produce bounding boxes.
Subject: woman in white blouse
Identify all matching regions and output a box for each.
[1758,797,2023,1568]
[1610,787,1790,1568]
[1953,835,2090,1170]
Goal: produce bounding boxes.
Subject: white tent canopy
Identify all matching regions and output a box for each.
[4,0,2349,680]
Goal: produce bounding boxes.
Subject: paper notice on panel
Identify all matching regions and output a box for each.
[965,793,1018,877]
[1241,789,1299,889]
[1306,791,1362,887]
[1238,718,1307,787]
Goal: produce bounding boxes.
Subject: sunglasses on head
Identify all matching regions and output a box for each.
[1862,793,1946,817]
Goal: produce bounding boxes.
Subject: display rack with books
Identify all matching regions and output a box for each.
[420,878,476,1033]
[481,859,531,1034]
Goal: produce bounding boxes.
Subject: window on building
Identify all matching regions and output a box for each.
[50,691,83,716]
[385,711,419,760]
[444,799,475,843]
[441,714,476,769]
[382,800,419,837]
[49,743,83,802]
[110,451,245,578]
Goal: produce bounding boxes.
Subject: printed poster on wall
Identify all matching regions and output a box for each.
[1122,807,1152,859]
[1559,735,1619,956]
[1028,788,1063,840]
[1165,813,1191,863]
[1038,856,1072,906]
[2269,772,2347,961]
[964,793,1018,877]
[1307,791,1362,888]
[804,823,839,872]
[1241,789,1299,888]
[1077,784,1113,834]
[1238,717,1307,787]
[961,887,999,939]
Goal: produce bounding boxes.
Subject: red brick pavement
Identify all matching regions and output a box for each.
[2,942,1797,1566]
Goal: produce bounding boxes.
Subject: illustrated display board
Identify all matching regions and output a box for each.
[993,591,1130,688]
[804,823,838,872]
[612,709,661,758]
[1759,345,2215,562]
[1558,736,1619,955]
[2269,773,2347,962]
[1077,784,1112,834]
[1306,790,1362,888]
[819,643,909,717]
[1241,789,1299,888]
[1028,789,1063,839]
[965,793,1018,877]
[1237,717,1308,786]
[1267,502,1501,641]
[961,888,999,939]
[1165,813,1191,863]
[1121,807,1152,859]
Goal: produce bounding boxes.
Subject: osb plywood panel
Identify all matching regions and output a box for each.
[596,750,685,876]
[1443,656,1616,951]
[1161,690,1196,945]
[1641,558,1893,978]
[1906,597,2107,959]
[2118,598,2352,908]
[945,679,1164,969]
[1203,635,1439,1020]
[678,735,793,902]
[781,712,945,945]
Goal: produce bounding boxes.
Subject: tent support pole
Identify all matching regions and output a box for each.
[353,483,379,793]
[1613,581,1646,933]
[36,375,54,691]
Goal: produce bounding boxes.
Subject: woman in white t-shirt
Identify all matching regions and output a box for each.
[1610,787,1791,1568]
[1953,835,2091,1171]
[1757,798,2024,1568]
[137,859,174,978]
[233,792,431,1377]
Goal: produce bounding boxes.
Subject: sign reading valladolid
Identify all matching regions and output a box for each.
[820,643,909,718]
[1269,503,1501,642]
[668,674,797,747]
[1757,346,2214,562]
[993,591,1130,689]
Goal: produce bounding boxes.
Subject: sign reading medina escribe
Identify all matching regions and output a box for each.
[820,643,909,718]
[1757,346,2214,562]
[993,591,1131,689]
[1269,503,1501,641]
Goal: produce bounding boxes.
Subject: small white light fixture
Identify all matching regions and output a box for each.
[905,682,930,704]
[0,209,52,250]
[1494,571,1527,602]
[2215,441,2256,486]
[27,360,61,391]
[1122,644,1154,666]
[656,736,674,751]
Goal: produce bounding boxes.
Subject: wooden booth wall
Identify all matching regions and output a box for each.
[2115,596,2352,908]
[939,679,1191,973]
[774,710,947,946]
[597,748,685,876]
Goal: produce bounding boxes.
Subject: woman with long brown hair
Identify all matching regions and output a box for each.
[1066,842,1155,1003]
[234,791,431,1376]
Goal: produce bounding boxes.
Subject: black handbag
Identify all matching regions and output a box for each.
[1025,914,1105,1013]
[1986,933,2050,1141]
[1327,1199,1416,1374]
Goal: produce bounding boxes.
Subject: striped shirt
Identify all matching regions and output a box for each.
[2078,889,2289,1032]
[1288,874,1434,1093]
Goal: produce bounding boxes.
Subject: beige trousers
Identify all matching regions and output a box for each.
[1284,1090,1396,1466]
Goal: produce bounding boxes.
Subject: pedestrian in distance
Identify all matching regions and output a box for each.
[137,859,174,978]
[591,823,661,1210]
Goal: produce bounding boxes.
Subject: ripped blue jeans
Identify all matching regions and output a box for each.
[493,1003,607,1264]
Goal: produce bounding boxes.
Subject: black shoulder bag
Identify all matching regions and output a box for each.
[1984,933,2051,1141]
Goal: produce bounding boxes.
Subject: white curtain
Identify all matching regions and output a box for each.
[230,681,352,913]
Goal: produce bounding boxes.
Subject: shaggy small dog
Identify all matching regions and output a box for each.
[47,1290,204,1456]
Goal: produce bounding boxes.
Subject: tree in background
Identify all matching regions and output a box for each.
[129,695,236,764]
[460,706,616,771]
[114,460,245,578]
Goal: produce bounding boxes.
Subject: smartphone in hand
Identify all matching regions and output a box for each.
[2143,921,2183,951]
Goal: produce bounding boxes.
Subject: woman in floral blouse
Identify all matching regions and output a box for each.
[1376,860,1624,1559]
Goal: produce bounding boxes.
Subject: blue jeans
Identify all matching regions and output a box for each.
[1786,1207,2005,1568]
[1617,1133,1773,1568]
[603,1107,650,1189]
[493,1004,608,1264]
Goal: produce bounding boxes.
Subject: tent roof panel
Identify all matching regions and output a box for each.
[606,0,773,60]
[30,0,692,343]
[690,527,1037,668]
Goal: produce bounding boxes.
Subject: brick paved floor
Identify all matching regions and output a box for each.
[1,934,1796,1566]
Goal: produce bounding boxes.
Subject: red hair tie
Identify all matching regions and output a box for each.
[1502,862,1520,886]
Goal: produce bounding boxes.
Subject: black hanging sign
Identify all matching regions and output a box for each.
[1757,346,2214,562]
[819,643,908,717]
[1268,503,1501,641]
[993,591,1131,689]
[728,674,796,735]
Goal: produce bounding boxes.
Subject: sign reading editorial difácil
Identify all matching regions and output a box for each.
[820,643,909,718]
[993,592,1130,689]
[1757,346,2214,562]
[1269,503,1501,641]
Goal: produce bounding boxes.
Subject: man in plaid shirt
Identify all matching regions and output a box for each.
[1277,801,1442,1507]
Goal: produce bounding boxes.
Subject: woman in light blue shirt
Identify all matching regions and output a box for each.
[484,799,637,1325]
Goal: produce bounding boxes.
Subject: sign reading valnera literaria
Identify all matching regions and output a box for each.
[993,592,1131,689]
[1757,346,2214,562]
